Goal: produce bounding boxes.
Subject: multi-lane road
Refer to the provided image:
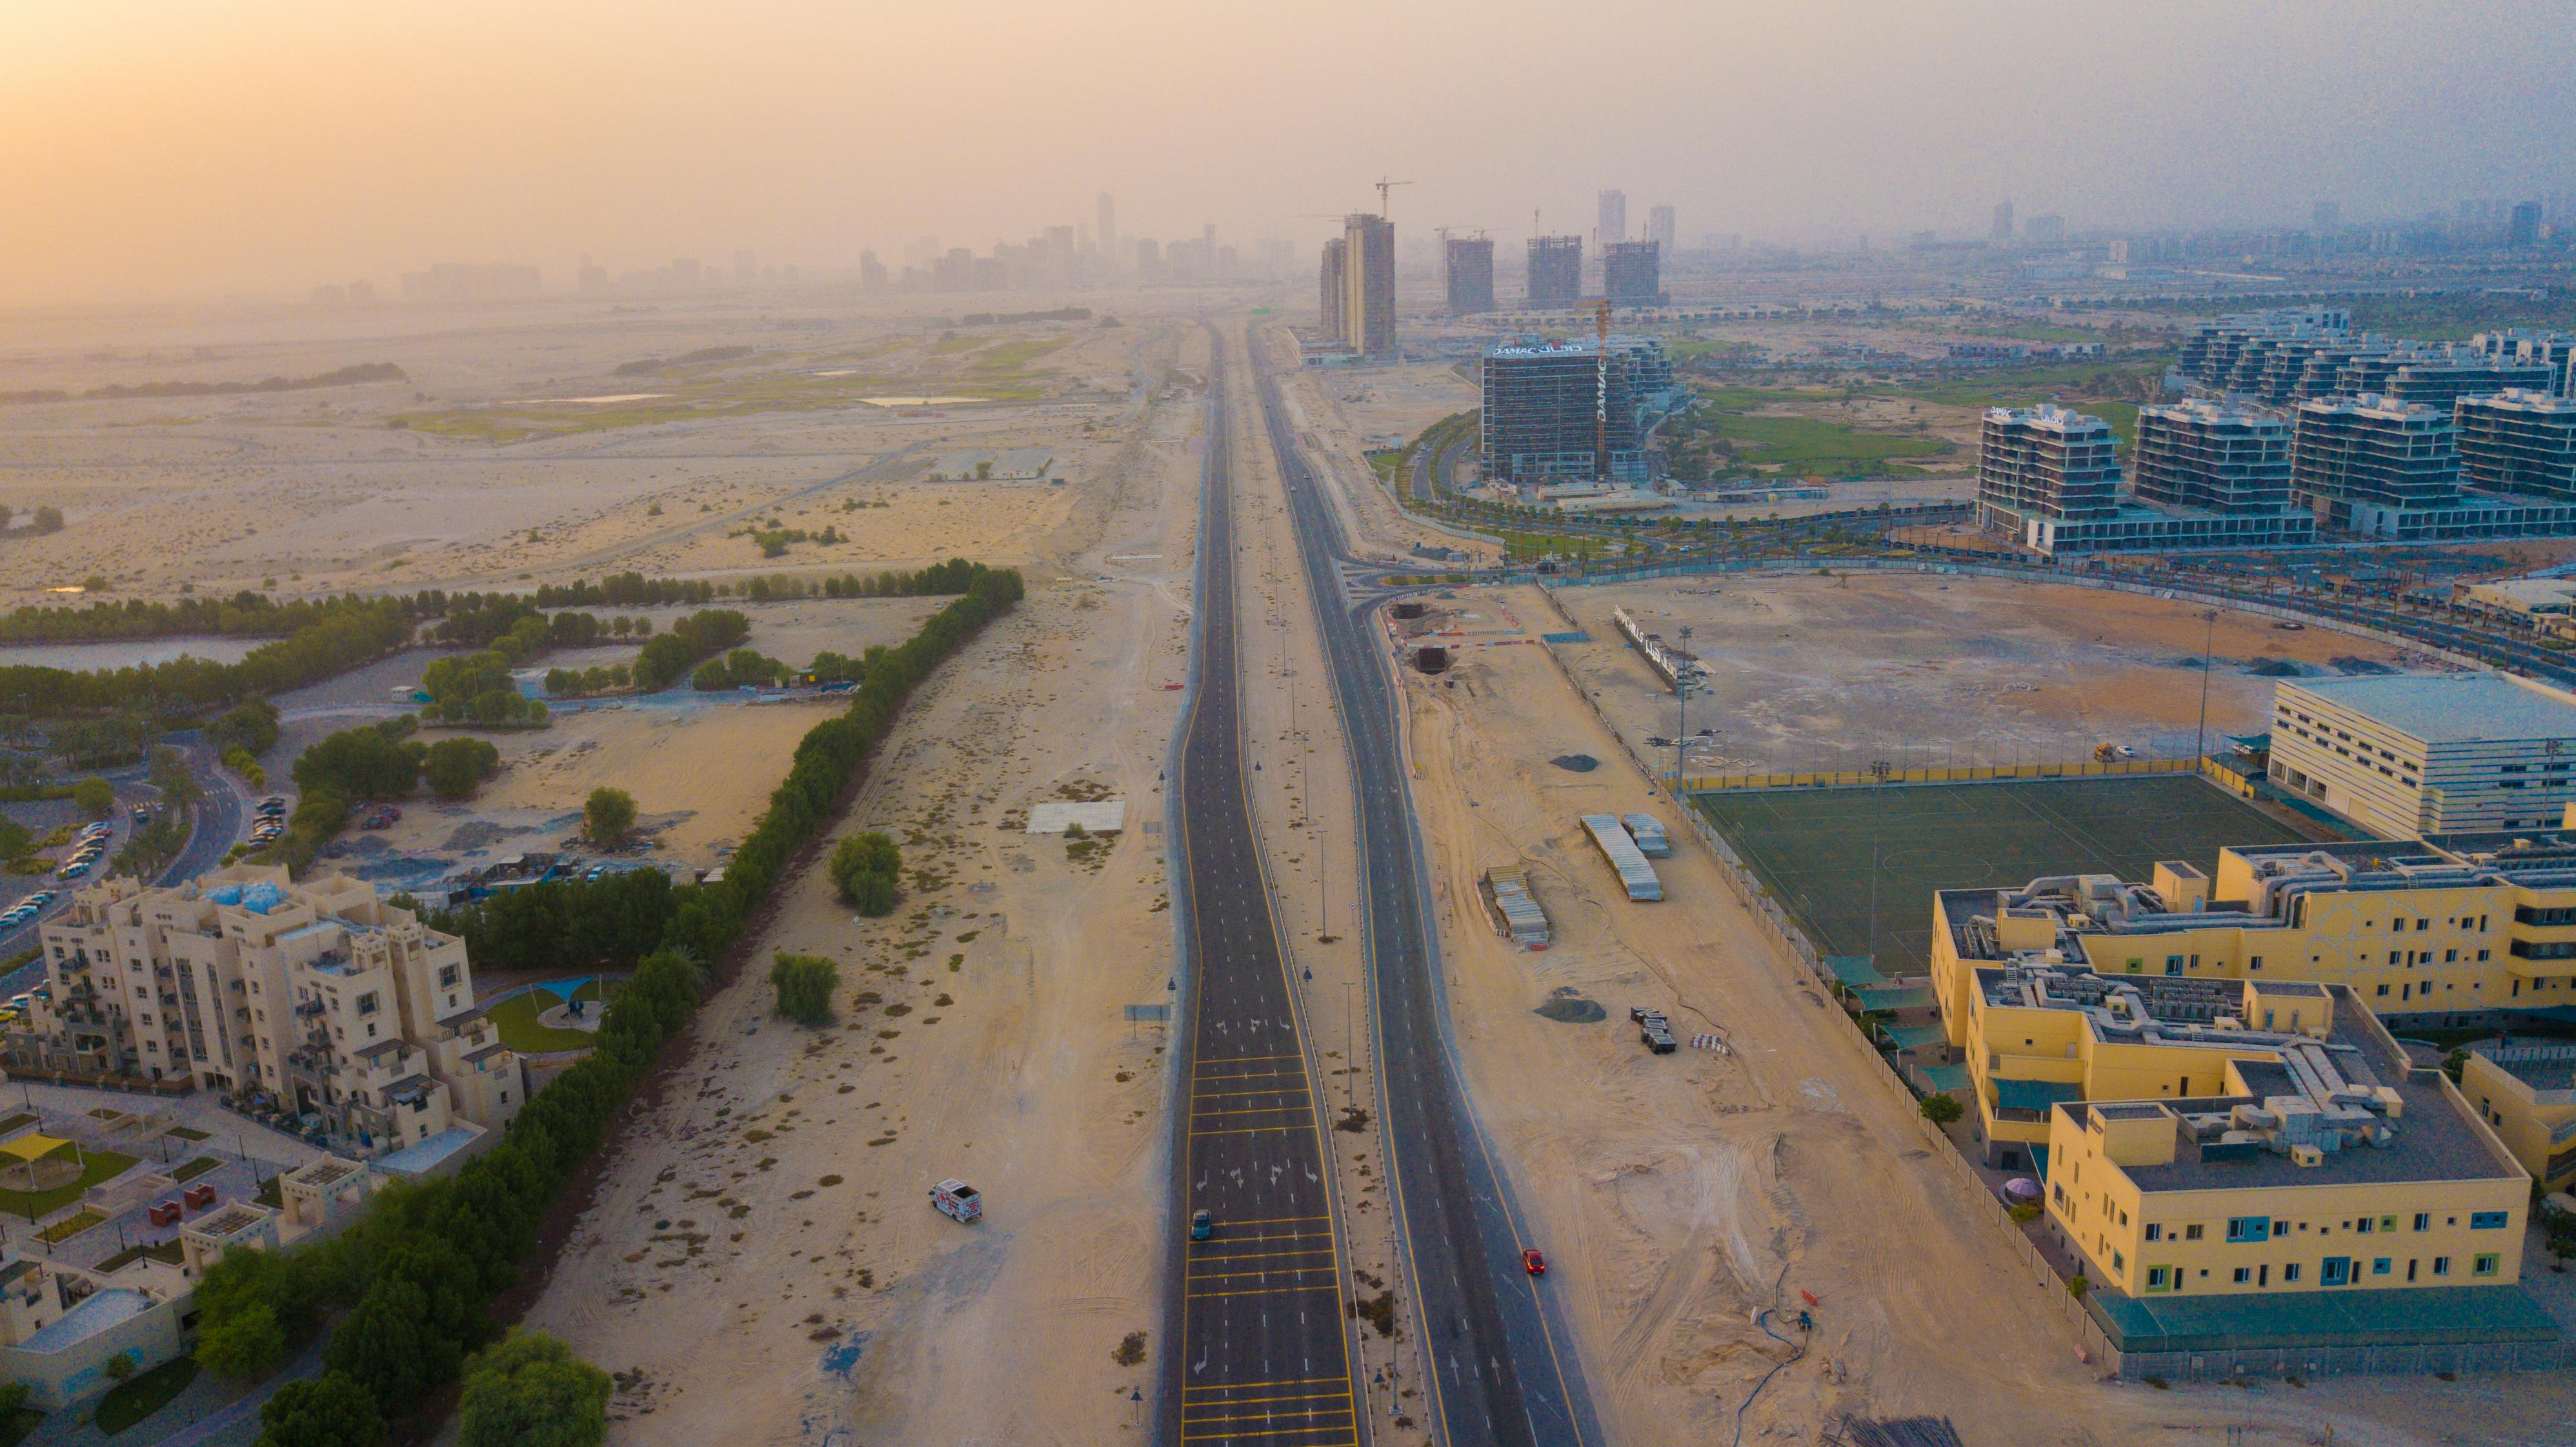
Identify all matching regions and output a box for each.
[1160,332,1365,1447]
[1248,325,1599,1447]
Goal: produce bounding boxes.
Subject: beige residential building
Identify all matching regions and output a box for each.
[10,865,523,1155]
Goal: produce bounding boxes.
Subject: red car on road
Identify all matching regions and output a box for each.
[1521,1248,1547,1276]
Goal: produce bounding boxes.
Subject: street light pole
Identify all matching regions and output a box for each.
[2194,608,2219,766]
[1673,625,1693,790]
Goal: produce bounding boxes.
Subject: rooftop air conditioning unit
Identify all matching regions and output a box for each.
[2290,1144,2324,1168]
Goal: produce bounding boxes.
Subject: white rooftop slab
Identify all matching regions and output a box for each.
[1027,801,1125,835]
[2288,673,2576,744]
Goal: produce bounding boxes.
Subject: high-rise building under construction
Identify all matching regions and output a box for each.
[1318,238,1347,345]
[1443,236,1494,315]
[1602,241,1661,304]
[1526,236,1582,305]
[1341,214,1395,356]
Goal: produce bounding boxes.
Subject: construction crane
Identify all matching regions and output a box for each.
[1593,299,1613,481]
[1373,176,1413,216]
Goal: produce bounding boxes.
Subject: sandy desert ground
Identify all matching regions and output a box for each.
[1549,572,2423,776]
[521,325,1209,1446]
[0,292,1204,603]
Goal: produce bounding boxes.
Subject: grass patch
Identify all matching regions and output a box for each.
[1701,412,1947,469]
[1697,776,2319,973]
[0,1406,37,1446]
[36,1209,104,1244]
[0,1114,34,1137]
[94,1239,186,1273]
[0,1147,138,1221]
[92,1355,198,1435]
[170,1156,221,1184]
[487,989,603,1053]
[165,1126,210,1142]
[1496,529,1609,562]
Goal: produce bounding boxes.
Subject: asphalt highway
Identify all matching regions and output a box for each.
[1251,335,1599,1447]
[1160,336,1365,1447]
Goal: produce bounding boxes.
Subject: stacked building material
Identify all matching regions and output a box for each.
[1484,866,1551,947]
[1580,815,1664,901]
[1620,813,1670,857]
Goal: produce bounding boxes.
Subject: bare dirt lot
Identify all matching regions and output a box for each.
[521,328,1209,1446]
[1549,571,2424,776]
[1396,581,2576,1446]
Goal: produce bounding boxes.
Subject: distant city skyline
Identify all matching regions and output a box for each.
[5,2,2575,303]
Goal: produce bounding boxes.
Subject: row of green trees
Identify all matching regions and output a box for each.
[0,590,388,645]
[199,566,1025,1445]
[410,867,677,980]
[419,653,548,727]
[738,558,1000,602]
[689,647,786,691]
[532,572,720,609]
[628,610,750,693]
[0,598,418,717]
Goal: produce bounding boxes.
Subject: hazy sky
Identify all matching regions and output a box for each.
[5,0,2571,304]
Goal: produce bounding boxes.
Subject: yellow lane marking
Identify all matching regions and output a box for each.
[1185,1281,1343,1300]
[1184,1374,1349,1394]
[1183,1405,1358,1428]
[1183,1389,1355,1412]
[1187,1264,1341,1284]
[1191,1104,1314,1119]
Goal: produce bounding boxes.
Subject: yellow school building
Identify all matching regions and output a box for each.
[1933,836,2576,1052]
[2459,1040,2576,1191]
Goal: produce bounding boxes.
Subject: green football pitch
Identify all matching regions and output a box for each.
[1695,776,2326,975]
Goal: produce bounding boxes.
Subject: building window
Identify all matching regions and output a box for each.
[438,965,460,987]
[356,991,379,1018]
[2184,1224,2204,1241]
[2226,1217,2270,1243]
[2282,1263,2302,1282]
[2373,1258,2391,1275]
[2470,1211,2510,1230]
[2232,1267,2252,1284]
[2146,1266,2169,1290]
[2111,1251,2125,1273]
[2433,1257,2451,1277]
[2249,955,2263,971]
[2145,1224,2162,1242]
[2475,1254,2501,1277]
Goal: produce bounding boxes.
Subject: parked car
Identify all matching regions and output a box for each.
[1522,1248,1547,1276]
[931,1179,983,1224]
[1190,1209,1214,1242]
